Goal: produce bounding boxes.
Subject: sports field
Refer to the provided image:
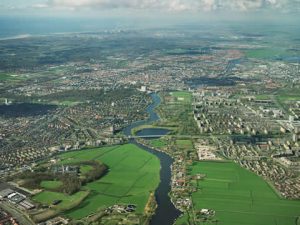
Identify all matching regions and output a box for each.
[189,161,300,225]
[34,144,160,219]
[170,91,192,103]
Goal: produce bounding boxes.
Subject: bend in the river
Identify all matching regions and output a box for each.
[123,93,181,225]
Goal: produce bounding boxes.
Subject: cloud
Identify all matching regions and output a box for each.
[47,0,159,9]
[32,3,49,8]
[38,0,300,12]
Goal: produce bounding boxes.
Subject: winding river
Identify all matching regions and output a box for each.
[123,93,181,225]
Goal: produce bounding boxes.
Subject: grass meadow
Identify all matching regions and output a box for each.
[188,161,300,225]
[33,144,160,219]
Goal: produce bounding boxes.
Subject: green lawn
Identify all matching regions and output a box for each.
[40,180,63,190]
[80,165,94,174]
[35,144,160,219]
[157,92,198,135]
[255,94,271,100]
[276,88,300,105]
[184,161,300,225]
[245,48,288,59]
[0,73,26,81]
[148,139,168,148]
[49,100,81,106]
[33,191,89,210]
[176,139,193,149]
[277,95,300,102]
[0,73,12,80]
[170,91,192,103]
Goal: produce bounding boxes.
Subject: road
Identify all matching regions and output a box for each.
[0,201,35,225]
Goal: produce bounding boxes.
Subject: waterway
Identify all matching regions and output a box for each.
[0,103,57,117]
[136,128,171,138]
[123,93,181,225]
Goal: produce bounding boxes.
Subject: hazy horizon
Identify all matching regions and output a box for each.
[0,0,299,38]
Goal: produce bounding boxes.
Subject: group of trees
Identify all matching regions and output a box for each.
[60,174,82,195]
[80,161,108,185]
[17,172,56,190]
[17,160,108,195]
[3,86,144,105]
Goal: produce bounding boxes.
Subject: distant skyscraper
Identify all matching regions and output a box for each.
[141,86,147,92]
[292,134,298,142]
[145,74,150,82]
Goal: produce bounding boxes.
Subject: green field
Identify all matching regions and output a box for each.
[34,144,160,219]
[278,95,300,102]
[245,48,288,59]
[156,92,198,135]
[170,91,192,103]
[176,139,193,149]
[40,180,63,190]
[255,94,271,100]
[186,161,300,225]
[275,88,300,106]
[80,165,94,174]
[148,139,168,148]
[48,100,82,106]
[0,73,26,81]
[33,191,89,210]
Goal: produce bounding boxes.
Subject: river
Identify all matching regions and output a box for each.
[123,93,181,225]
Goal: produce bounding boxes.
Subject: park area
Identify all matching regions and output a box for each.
[183,161,300,225]
[32,144,160,220]
[156,91,198,135]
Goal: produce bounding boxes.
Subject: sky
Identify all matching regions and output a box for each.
[1,0,300,16]
[0,0,299,36]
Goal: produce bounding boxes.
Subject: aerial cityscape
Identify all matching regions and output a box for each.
[0,0,299,225]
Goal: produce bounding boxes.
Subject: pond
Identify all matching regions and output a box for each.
[136,128,171,139]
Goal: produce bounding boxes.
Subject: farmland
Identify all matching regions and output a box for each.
[183,161,300,225]
[33,144,160,220]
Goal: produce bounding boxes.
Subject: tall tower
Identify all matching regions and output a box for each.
[292,134,298,143]
[145,74,150,83]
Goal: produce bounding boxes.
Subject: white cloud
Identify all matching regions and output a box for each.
[32,3,49,8]
[200,0,216,12]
